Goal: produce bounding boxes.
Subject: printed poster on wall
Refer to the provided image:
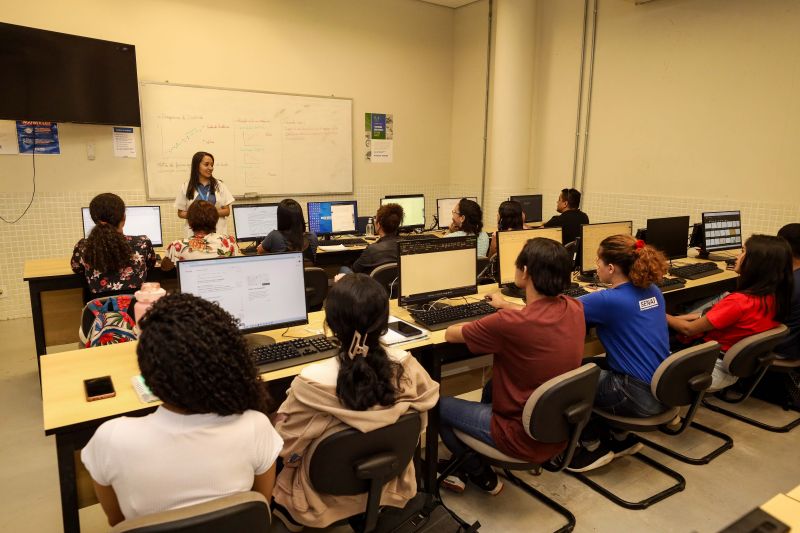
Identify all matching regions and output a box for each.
[364,113,393,163]
[16,120,60,154]
[112,127,137,158]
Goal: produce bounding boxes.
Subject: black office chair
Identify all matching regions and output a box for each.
[110,491,270,532]
[308,412,421,533]
[303,267,329,312]
[568,342,722,509]
[370,263,399,299]
[476,256,493,285]
[702,325,798,432]
[438,364,600,532]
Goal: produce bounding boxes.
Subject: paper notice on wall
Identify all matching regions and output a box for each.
[112,127,136,158]
[364,113,393,163]
[0,120,19,154]
[17,121,60,154]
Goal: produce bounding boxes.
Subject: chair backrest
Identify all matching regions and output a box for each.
[308,412,421,532]
[370,262,399,299]
[110,491,270,533]
[722,325,790,377]
[650,341,721,407]
[523,364,600,444]
[304,267,329,312]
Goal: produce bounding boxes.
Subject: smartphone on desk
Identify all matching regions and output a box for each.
[387,321,424,338]
[84,376,116,402]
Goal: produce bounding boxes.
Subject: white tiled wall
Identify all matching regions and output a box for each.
[5,187,798,321]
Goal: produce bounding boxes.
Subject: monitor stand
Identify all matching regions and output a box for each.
[501,285,526,301]
[697,250,733,262]
[245,333,276,348]
[576,272,599,283]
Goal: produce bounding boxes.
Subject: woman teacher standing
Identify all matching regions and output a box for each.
[174,151,235,236]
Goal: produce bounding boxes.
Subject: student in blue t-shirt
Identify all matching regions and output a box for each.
[568,234,671,473]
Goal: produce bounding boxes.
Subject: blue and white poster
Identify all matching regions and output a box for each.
[364,113,393,163]
[16,121,60,154]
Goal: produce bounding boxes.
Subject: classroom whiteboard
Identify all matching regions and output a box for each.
[140,82,353,200]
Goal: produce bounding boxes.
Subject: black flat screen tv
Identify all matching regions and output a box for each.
[0,22,140,126]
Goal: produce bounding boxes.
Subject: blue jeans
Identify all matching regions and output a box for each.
[439,396,496,475]
[595,370,668,417]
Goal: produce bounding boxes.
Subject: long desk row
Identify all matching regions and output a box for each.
[41,265,738,533]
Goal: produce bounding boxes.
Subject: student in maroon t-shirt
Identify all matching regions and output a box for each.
[439,238,585,495]
[668,234,794,389]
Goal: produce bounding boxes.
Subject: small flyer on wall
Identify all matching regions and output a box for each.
[112,127,136,158]
[16,120,60,154]
[364,113,393,163]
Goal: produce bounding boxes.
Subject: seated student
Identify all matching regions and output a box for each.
[257,199,318,262]
[667,234,794,388]
[71,193,156,298]
[439,238,585,494]
[487,200,525,258]
[445,198,490,257]
[272,274,439,530]
[347,203,404,274]
[775,223,800,359]
[81,293,282,526]
[161,200,238,270]
[569,235,670,472]
[543,188,590,246]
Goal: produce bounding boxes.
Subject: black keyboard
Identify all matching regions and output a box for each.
[321,238,368,246]
[399,234,439,241]
[250,335,339,372]
[409,301,497,331]
[655,277,686,292]
[668,262,723,280]
[562,286,590,298]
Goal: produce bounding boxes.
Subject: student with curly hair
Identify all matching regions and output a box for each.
[81,293,282,526]
[445,198,490,257]
[71,193,156,298]
[257,199,318,262]
[347,202,404,274]
[568,235,671,472]
[668,234,793,387]
[174,151,235,236]
[487,200,525,258]
[271,274,439,530]
[161,200,238,270]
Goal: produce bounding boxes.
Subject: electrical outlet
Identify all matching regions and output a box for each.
[0,286,7,299]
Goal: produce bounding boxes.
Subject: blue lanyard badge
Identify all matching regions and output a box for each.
[196,184,210,202]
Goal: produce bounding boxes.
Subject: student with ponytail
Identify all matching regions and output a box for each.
[271,274,439,530]
[568,235,671,472]
[71,193,156,298]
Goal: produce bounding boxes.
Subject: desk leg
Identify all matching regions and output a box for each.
[55,433,81,533]
[423,349,442,496]
[28,281,47,366]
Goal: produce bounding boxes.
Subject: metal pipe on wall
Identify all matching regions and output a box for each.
[579,0,599,194]
[480,0,494,205]
[571,0,591,189]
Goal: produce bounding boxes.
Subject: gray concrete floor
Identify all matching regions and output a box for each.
[1,317,799,532]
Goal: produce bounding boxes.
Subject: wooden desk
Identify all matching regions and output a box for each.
[41,272,735,533]
[761,494,800,531]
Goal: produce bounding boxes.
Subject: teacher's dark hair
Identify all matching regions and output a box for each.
[277,199,308,252]
[325,274,404,411]
[84,193,132,274]
[515,237,573,296]
[137,293,270,415]
[185,151,219,200]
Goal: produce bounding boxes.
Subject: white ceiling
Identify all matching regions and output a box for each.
[418,0,480,8]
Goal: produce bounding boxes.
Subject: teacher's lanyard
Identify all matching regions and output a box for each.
[196,185,210,202]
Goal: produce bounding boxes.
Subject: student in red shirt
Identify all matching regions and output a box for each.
[667,234,794,388]
[440,238,585,495]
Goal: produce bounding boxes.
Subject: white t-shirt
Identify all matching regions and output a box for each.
[81,407,282,520]
[174,180,235,236]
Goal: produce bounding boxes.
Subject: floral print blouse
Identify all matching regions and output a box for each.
[71,235,157,294]
[164,233,239,264]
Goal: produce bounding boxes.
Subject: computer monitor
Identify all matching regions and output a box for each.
[82,206,163,247]
[382,194,425,230]
[306,201,358,237]
[436,197,478,229]
[496,228,563,286]
[177,252,307,345]
[579,221,633,275]
[231,203,279,243]
[646,216,691,260]
[702,210,742,254]
[509,194,543,223]
[398,235,477,307]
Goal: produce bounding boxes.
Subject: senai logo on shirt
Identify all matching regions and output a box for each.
[639,297,659,311]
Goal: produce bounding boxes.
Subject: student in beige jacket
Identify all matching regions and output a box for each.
[272,274,439,531]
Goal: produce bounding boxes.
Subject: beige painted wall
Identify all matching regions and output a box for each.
[0,0,455,194]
